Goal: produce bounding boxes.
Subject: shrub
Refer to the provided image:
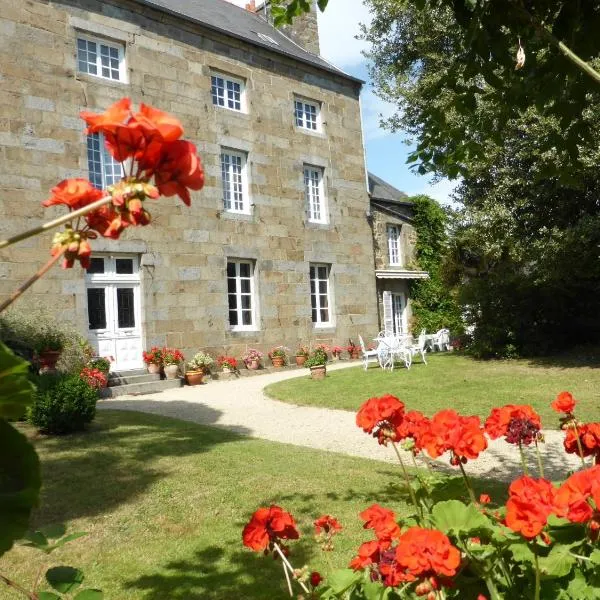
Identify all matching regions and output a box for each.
[28,374,98,435]
[88,356,111,373]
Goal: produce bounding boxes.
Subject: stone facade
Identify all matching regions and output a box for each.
[0,0,379,368]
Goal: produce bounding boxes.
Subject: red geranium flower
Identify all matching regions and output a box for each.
[135,103,183,142]
[420,409,487,464]
[310,571,322,587]
[564,423,600,461]
[505,476,556,539]
[85,204,129,239]
[314,515,342,535]
[552,391,576,415]
[395,410,430,454]
[356,394,405,445]
[554,466,600,525]
[485,405,542,446]
[359,504,401,542]
[349,539,386,570]
[81,97,131,135]
[43,179,104,211]
[479,494,491,505]
[242,505,299,553]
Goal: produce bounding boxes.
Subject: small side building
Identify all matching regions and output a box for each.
[368,173,429,335]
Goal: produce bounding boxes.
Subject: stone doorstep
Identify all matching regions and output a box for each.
[100,377,183,398]
[108,372,161,386]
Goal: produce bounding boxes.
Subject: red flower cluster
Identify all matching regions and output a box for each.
[80,367,107,389]
[485,404,542,446]
[552,391,576,415]
[554,466,600,529]
[242,505,299,553]
[42,98,204,268]
[420,409,487,465]
[142,346,163,365]
[505,476,556,539]
[314,515,342,535]
[564,423,600,461]
[359,504,401,542]
[217,356,238,370]
[162,348,184,365]
[356,394,406,446]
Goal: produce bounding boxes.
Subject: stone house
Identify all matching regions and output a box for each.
[368,173,428,336]
[0,0,423,371]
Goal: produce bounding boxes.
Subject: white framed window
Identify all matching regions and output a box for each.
[387,224,402,266]
[304,165,327,224]
[76,34,126,82]
[295,98,320,131]
[87,133,124,190]
[310,264,332,327]
[227,260,257,330]
[221,149,249,214]
[211,72,245,112]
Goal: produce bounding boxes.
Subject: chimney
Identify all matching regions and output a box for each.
[245,0,257,11]
[256,1,320,55]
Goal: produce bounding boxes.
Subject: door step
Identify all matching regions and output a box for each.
[101,369,182,398]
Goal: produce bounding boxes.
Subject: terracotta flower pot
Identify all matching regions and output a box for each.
[310,365,327,380]
[164,364,179,379]
[247,359,260,370]
[295,355,307,367]
[147,363,161,374]
[38,349,61,373]
[185,370,204,386]
[271,356,285,368]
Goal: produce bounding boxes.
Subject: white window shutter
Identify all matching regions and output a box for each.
[383,290,394,335]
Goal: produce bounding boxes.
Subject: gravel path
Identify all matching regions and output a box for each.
[98,362,580,481]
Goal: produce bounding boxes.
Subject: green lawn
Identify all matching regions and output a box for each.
[1,411,427,600]
[265,352,600,426]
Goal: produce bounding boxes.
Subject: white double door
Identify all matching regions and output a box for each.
[85,255,143,371]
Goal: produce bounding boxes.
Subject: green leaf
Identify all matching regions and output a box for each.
[363,579,388,600]
[589,549,600,565]
[74,590,104,600]
[0,341,35,419]
[316,0,328,11]
[508,542,535,564]
[22,530,48,548]
[38,593,61,600]
[0,420,41,557]
[326,569,361,595]
[46,566,84,593]
[40,523,67,539]
[538,544,577,579]
[52,531,88,550]
[431,499,491,534]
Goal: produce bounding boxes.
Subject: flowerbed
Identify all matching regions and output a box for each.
[243,391,600,599]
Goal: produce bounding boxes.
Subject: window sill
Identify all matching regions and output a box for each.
[213,105,250,118]
[295,127,326,139]
[75,72,130,88]
[305,220,332,230]
[228,328,261,335]
[313,324,336,333]
[220,210,254,222]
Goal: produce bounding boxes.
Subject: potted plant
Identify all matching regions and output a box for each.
[35,330,65,373]
[243,348,263,370]
[218,355,238,374]
[268,346,289,367]
[331,345,343,361]
[347,340,360,360]
[89,356,111,375]
[295,345,309,367]
[79,366,108,389]
[162,347,184,379]
[143,346,163,374]
[186,351,213,385]
[305,346,328,380]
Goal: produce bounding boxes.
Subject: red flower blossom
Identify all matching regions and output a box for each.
[80,367,107,389]
[356,394,405,445]
[479,494,491,505]
[43,179,104,211]
[394,527,461,581]
[554,466,600,525]
[552,391,576,415]
[395,410,430,453]
[85,205,129,239]
[564,423,600,460]
[505,476,556,539]
[314,515,342,535]
[349,540,385,570]
[359,504,401,542]
[135,103,183,142]
[420,409,487,464]
[242,505,299,552]
[310,571,323,587]
[80,97,131,135]
[485,405,542,445]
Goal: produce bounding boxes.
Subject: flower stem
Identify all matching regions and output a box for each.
[281,562,293,597]
[533,547,541,600]
[534,439,545,479]
[457,459,477,504]
[0,247,66,313]
[272,543,309,594]
[0,573,36,599]
[391,442,421,518]
[518,442,530,476]
[570,421,587,468]
[0,195,112,250]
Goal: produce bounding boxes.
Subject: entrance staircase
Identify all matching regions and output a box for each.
[100,368,182,398]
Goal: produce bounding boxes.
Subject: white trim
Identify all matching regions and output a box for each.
[310,263,332,327]
[376,270,429,280]
[294,96,321,132]
[304,165,327,224]
[221,149,250,214]
[227,259,258,331]
[76,33,127,83]
[387,224,402,266]
[211,71,246,113]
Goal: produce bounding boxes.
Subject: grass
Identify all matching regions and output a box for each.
[264,352,600,426]
[1,410,431,600]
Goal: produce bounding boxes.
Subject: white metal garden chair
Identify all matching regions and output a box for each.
[358,335,380,370]
[432,328,450,352]
[408,332,428,365]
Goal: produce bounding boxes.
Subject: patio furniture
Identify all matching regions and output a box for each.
[358,335,380,370]
[408,332,428,365]
[376,334,411,371]
[431,328,450,352]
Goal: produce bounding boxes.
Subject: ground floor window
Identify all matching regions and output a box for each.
[310,264,332,326]
[227,260,257,330]
[383,290,408,335]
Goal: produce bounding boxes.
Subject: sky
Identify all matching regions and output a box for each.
[227,0,456,205]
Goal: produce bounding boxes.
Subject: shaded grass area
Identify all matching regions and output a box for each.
[0,410,445,600]
[265,352,600,426]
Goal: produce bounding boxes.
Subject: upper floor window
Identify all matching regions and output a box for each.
[221,149,249,214]
[387,224,401,266]
[87,133,123,190]
[310,264,332,327]
[211,73,245,112]
[304,166,327,224]
[295,98,320,131]
[77,35,126,82]
[227,260,257,330]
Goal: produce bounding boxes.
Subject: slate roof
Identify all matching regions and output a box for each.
[134,0,362,84]
[368,172,411,205]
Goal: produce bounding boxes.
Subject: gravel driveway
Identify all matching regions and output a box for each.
[98,361,581,481]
